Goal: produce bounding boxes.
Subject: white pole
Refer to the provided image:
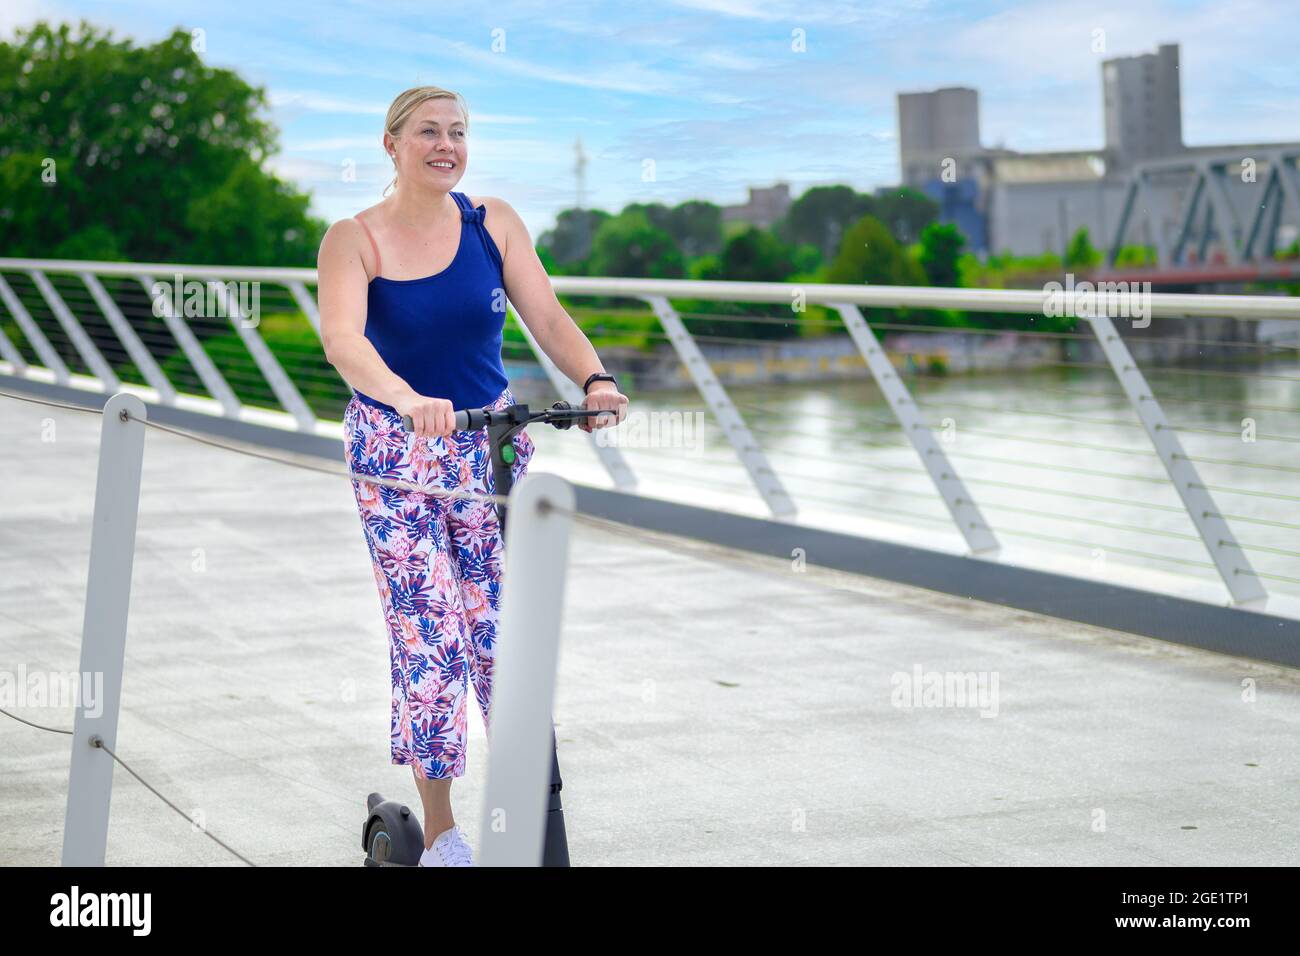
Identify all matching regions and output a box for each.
[62,392,148,865]
[477,473,575,866]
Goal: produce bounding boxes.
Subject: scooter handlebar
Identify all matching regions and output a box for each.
[400,408,486,432]
[456,408,487,430]
[400,401,613,434]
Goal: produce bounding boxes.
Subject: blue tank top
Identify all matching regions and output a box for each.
[351,190,510,414]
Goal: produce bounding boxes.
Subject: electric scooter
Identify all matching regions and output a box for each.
[363,399,613,867]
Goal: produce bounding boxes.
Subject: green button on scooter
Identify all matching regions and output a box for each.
[501,444,516,464]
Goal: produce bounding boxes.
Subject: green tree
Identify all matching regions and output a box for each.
[871,187,940,245]
[713,226,796,282]
[623,201,674,235]
[790,242,823,278]
[1114,244,1156,267]
[1066,227,1100,268]
[774,184,874,260]
[918,222,966,287]
[53,222,125,260]
[684,227,801,340]
[824,214,926,287]
[184,155,321,265]
[668,200,723,257]
[588,209,684,279]
[0,19,326,264]
[537,206,611,268]
[584,209,683,309]
[822,214,933,326]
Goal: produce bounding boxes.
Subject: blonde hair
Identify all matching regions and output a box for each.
[382,86,470,198]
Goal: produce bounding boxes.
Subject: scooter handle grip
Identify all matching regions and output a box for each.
[400,408,486,433]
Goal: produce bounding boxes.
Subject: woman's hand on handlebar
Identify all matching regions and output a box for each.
[395,394,456,438]
[579,382,628,433]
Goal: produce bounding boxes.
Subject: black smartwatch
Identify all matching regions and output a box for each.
[582,372,618,394]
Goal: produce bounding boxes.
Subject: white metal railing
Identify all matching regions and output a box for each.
[3,256,1300,609]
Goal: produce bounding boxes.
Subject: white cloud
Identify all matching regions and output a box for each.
[664,0,873,24]
[697,48,767,71]
[0,0,50,38]
[269,92,388,115]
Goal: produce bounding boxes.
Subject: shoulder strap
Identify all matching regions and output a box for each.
[451,191,500,272]
[354,216,382,278]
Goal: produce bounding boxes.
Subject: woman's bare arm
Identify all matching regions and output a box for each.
[488,197,628,430]
[490,198,608,386]
[317,219,455,436]
[318,219,416,407]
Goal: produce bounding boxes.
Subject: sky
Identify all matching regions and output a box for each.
[5,0,1299,238]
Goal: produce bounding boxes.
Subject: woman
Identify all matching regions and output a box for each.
[317,85,628,867]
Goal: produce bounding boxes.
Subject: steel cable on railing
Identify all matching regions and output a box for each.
[1017,381,1300,417]
[982,525,1221,572]
[0,704,74,735]
[915,420,1300,475]
[717,430,1300,555]
[760,448,1300,556]
[1049,360,1300,383]
[731,399,904,431]
[669,310,1097,341]
[6,316,547,414]
[617,425,1300,561]
[630,398,1300,509]
[920,424,1163,457]
[956,474,1300,532]
[718,407,1300,563]
[0,698,258,866]
[912,397,1300,444]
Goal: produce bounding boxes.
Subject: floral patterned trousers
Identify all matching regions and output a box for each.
[343,388,535,780]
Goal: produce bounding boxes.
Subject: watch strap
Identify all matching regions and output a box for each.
[582,372,617,394]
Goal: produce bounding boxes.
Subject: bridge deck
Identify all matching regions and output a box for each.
[2,397,1298,866]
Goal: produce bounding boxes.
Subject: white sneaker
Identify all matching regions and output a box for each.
[418,825,473,867]
[448,826,474,865]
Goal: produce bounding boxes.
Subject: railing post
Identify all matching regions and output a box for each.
[644,295,797,518]
[81,273,178,404]
[139,275,242,419]
[208,280,317,432]
[833,303,1000,556]
[286,281,321,336]
[1082,311,1267,606]
[477,473,575,866]
[0,272,71,383]
[30,270,121,390]
[62,391,148,865]
[508,298,638,491]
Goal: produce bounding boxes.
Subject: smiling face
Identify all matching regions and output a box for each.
[386,98,467,191]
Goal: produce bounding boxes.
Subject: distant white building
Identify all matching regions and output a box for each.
[720,182,792,230]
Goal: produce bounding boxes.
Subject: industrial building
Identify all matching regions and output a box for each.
[898,44,1300,260]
